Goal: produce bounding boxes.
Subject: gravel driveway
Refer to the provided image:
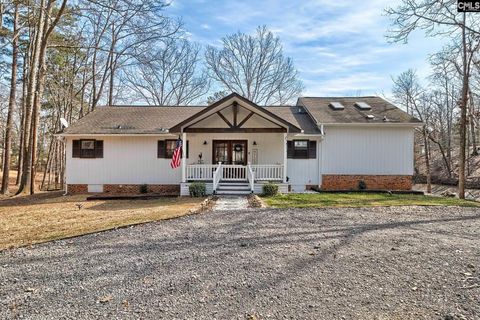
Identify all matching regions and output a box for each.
[1,206,479,319]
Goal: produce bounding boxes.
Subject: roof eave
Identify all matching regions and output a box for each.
[320,122,424,127]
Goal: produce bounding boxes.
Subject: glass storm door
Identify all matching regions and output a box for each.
[212,140,247,165]
[213,141,230,164]
[231,141,247,165]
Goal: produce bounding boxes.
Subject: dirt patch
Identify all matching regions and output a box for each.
[0,191,206,250]
[247,194,266,208]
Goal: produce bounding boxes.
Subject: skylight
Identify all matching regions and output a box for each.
[329,102,345,110]
[355,102,372,110]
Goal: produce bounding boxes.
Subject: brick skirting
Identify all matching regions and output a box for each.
[321,175,412,191]
[67,184,180,195]
[104,184,180,195]
[67,184,88,194]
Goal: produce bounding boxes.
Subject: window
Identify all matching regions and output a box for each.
[165,140,177,158]
[158,140,188,158]
[81,140,95,158]
[287,140,316,159]
[72,140,103,158]
[293,140,308,159]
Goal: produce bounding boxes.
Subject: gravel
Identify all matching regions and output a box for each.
[1,206,479,319]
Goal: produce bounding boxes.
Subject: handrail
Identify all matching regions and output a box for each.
[250,164,283,181]
[247,164,255,193]
[212,162,223,193]
[186,164,218,181]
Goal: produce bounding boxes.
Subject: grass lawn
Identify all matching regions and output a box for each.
[263,192,480,208]
[0,192,205,250]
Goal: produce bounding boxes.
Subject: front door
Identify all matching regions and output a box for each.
[213,140,247,165]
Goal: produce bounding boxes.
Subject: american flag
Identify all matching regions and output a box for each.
[170,139,182,169]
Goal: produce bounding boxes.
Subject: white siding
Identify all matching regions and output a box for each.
[287,159,319,192]
[186,132,284,165]
[286,136,322,192]
[66,136,181,185]
[321,126,414,175]
[66,133,285,185]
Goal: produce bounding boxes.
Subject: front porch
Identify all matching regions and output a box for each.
[181,163,287,195]
[171,94,300,196]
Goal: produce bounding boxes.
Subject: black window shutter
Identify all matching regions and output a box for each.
[308,140,317,159]
[94,140,103,158]
[72,140,81,158]
[158,140,166,158]
[287,141,294,158]
[186,140,189,158]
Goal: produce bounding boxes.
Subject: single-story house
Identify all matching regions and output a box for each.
[59,93,422,195]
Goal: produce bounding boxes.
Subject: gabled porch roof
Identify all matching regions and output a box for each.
[169,93,302,133]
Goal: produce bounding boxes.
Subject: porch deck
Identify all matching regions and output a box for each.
[181,163,287,195]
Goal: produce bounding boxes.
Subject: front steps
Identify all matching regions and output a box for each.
[215,181,252,195]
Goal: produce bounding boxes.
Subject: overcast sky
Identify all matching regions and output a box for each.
[168,0,447,97]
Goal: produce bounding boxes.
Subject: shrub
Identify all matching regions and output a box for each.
[358,180,367,190]
[263,182,279,196]
[139,184,148,194]
[189,182,206,197]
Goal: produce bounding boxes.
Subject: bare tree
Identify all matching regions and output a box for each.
[386,0,480,199]
[392,69,433,192]
[1,1,18,194]
[78,0,180,108]
[205,26,303,105]
[123,39,209,105]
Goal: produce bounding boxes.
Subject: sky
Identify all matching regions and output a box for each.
[167,0,446,98]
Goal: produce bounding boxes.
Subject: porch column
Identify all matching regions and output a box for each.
[283,133,287,183]
[181,132,187,183]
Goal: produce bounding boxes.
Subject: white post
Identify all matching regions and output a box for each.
[181,132,187,183]
[283,133,287,183]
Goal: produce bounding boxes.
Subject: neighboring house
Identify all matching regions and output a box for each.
[59,93,422,195]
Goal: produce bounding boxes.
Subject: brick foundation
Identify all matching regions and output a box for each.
[103,184,180,195]
[67,184,88,194]
[321,175,412,191]
[67,184,180,195]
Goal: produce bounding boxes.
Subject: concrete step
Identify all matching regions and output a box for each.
[216,189,252,195]
[216,181,252,195]
[217,184,251,191]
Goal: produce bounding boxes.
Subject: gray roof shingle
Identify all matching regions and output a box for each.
[63,106,205,134]
[298,96,421,125]
[62,96,419,135]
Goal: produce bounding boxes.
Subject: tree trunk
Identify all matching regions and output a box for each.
[423,127,432,193]
[17,0,46,195]
[16,51,29,186]
[469,90,477,156]
[458,13,468,199]
[1,3,19,194]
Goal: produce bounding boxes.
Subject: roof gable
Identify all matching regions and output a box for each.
[169,93,302,133]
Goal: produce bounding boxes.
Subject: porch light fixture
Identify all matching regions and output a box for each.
[203,141,208,145]
[253,141,257,145]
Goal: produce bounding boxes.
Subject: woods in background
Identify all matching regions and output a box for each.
[387,0,480,199]
[0,1,303,195]
[1,0,479,198]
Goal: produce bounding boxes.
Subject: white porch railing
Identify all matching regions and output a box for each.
[250,164,284,181]
[187,164,284,182]
[186,164,218,181]
[247,164,255,192]
[212,163,223,191]
[222,165,247,181]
